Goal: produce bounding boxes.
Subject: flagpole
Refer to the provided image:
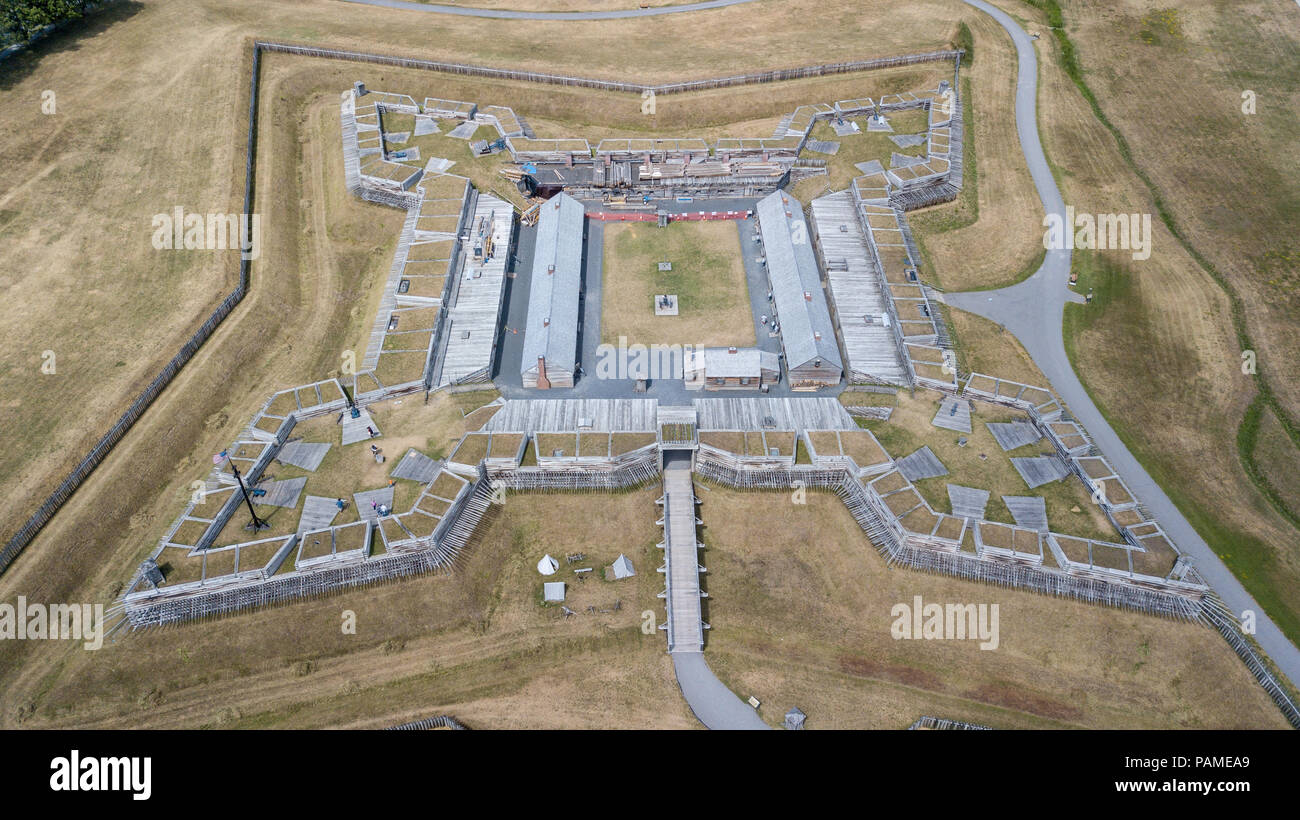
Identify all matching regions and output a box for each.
[217,451,268,531]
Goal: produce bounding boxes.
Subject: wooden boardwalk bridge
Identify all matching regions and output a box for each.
[658,453,706,653]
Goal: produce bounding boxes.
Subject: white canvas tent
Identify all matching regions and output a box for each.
[543,582,566,602]
[537,554,559,575]
[610,554,636,580]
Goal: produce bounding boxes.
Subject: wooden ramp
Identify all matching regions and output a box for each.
[661,458,706,654]
[391,448,441,483]
[987,421,1041,451]
[276,441,331,472]
[896,445,948,481]
[931,397,971,433]
[257,477,307,509]
[947,484,989,520]
[353,487,396,522]
[1003,495,1048,531]
[342,408,380,446]
[1010,455,1069,489]
[298,496,341,534]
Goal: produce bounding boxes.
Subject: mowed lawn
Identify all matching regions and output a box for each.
[600,220,755,348]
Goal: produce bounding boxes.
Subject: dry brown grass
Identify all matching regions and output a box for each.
[947,305,1048,386]
[907,2,1043,291]
[1253,407,1300,531]
[989,0,1300,638]
[15,0,1260,729]
[1059,0,1300,421]
[697,487,1288,729]
[3,491,696,729]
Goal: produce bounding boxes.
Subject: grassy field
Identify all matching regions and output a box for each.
[946,304,1049,387]
[3,491,698,729]
[697,487,1288,729]
[1008,0,1300,646]
[1251,406,1300,521]
[905,4,1043,292]
[600,220,755,347]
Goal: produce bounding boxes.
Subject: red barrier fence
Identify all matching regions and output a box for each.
[587,210,751,222]
[587,211,656,222]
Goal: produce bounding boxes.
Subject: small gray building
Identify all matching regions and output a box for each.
[521,193,585,389]
[683,346,780,390]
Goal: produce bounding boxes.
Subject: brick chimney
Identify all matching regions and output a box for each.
[536,356,551,390]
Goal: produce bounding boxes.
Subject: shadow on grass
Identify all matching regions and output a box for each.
[0,1,145,92]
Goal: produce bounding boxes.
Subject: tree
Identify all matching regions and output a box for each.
[1,0,86,46]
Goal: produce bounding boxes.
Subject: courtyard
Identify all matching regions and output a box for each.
[600,219,756,349]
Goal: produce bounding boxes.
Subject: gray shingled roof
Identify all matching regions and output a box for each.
[757,191,841,371]
[687,347,779,379]
[521,193,585,375]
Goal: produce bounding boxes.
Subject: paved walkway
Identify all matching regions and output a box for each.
[947,0,1300,688]
[661,452,769,729]
[341,0,759,21]
[672,652,768,730]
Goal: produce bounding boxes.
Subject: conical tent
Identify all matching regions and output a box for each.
[783,707,807,730]
[611,554,636,579]
[537,554,559,575]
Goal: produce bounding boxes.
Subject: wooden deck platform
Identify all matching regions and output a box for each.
[896,445,948,481]
[1003,495,1048,531]
[931,397,971,433]
[693,397,854,431]
[1010,455,1069,489]
[437,194,512,387]
[485,399,658,433]
[810,192,909,386]
[276,441,331,472]
[391,448,441,483]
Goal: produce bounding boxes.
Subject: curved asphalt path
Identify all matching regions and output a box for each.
[945,0,1300,689]
[339,0,758,20]
[673,653,769,729]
